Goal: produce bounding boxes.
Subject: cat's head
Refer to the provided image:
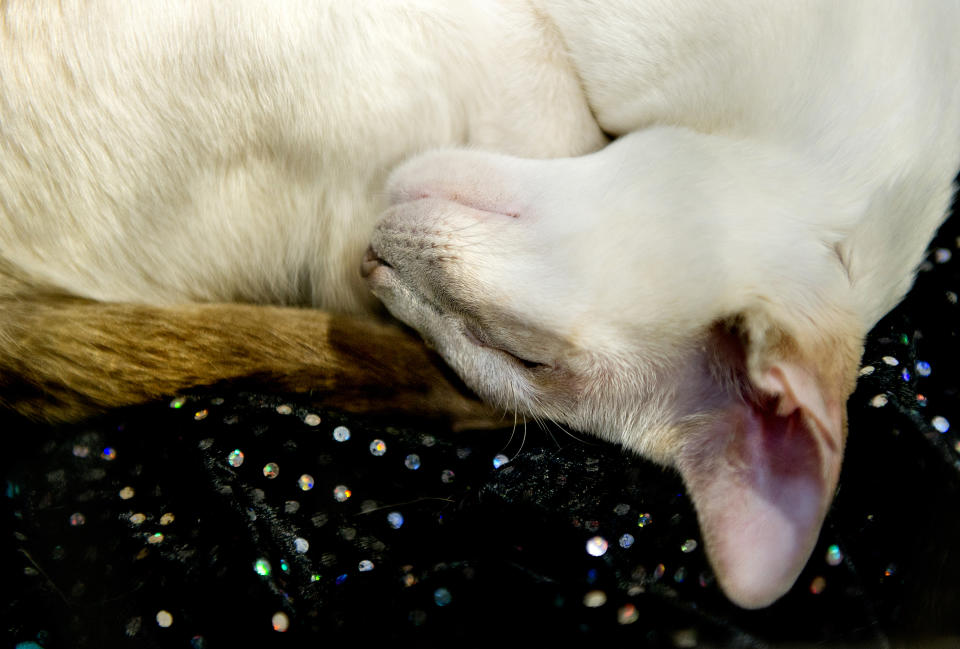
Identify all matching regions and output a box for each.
[364,142,864,608]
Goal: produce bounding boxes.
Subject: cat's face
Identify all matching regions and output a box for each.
[364,141,862,609]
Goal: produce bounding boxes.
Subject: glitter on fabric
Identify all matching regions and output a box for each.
[870,394,889,408]
[826,544,843,566]
[333,485,352,502]
[586,536,609,557]
[271,612,289,632]
[810,576,827,595]
[254,558,271,576]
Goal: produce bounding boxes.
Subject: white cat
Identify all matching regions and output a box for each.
[365,0,960,609]
[2,0,958,612]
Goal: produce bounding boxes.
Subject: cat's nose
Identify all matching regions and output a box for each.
[360,245,384,278]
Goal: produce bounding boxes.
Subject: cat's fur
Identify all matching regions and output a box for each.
[0,0,604,421]
[366,0,960,608]
[2,0,958,610]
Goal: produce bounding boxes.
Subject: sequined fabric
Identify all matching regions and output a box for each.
[5,205,959,647]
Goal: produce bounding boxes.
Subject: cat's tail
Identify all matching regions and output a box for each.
[0,269,497,427]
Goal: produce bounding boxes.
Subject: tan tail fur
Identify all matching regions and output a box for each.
[0,270,497,427]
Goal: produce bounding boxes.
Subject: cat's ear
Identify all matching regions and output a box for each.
[675,311,860,609]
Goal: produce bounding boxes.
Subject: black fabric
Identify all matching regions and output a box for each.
[5,201,959,648]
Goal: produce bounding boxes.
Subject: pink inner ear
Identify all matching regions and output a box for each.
[677,361,844,609]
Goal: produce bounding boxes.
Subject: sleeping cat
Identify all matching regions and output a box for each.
[0,1,604,422]
[2,0,958,611]
[365,0,960,609]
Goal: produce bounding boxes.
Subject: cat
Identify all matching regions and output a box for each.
[364,0,960,609]
[2,0,958,612]
[0,0,605,423]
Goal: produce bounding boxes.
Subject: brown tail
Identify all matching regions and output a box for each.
[0,285,499,427]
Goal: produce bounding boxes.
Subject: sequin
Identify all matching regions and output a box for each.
[194,409,208,421]
[421,434,437,447]
[825,544,843,566]
[948,291,959,304]
[653,564,665,580]
[882,356,899,366]
[809,576,826,594]
[227,449,244,467]
[932,416,951,433]
[859,365,875,376]
[613,503,631,515]
[619,534,635,549]
[332,426,351,442]
[884,564,897,577]
[583,590,607,607]
[440,469,455,484]
[290,538,309,555]
[254,558,271,576]
[155,610,173,627]
[148,532,164,544]
[310,574,321,582]
[129,513,146,525]
[674,566,687,583]
[159,513,175,526]
[387,512,404,529]
[333,485,352,502]
[276,404,293,415]
[901,368,911,381]
[433,587,452,606]
[681,539,698,553]
[271,612,289,632]
[617,604,639,624]
[304,413,321,426]
[369,439,387,456]
[72,445,90,458]
[69,512,85,526]
[298,474,315,491]
[404,454,421,470]
[280,559,290,572]
[934,247,952,263]
[190,636,206,649]
[358,560,374,572]
[585,536,609,557]
[102,447,117,461]
[917,394,928,407]
[170,397,186,409]
[870,394,889,408]
[637,513,652,527]
[119,486,135,500]
[492,453,510,469]
[916,360,932,377]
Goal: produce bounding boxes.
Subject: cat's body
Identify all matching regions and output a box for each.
[0,0,603,420]
[2,0,958,611]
